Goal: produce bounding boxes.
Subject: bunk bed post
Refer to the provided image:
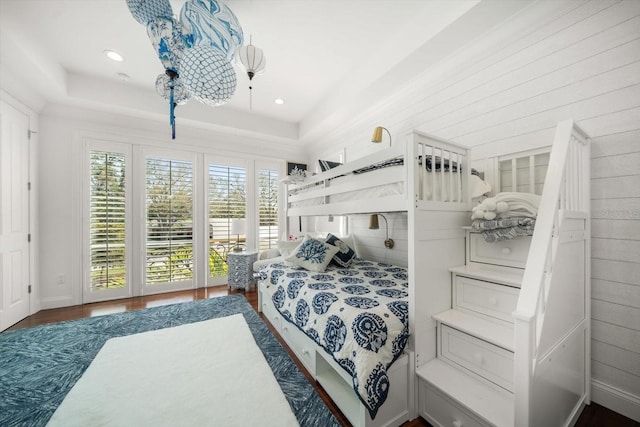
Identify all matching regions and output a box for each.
[406,131,419,420]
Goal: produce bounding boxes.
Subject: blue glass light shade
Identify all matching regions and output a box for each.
[179,46,236,106]
[179,0,244,61]
[155,73,191,105]
[126,0,172,25]
[147,17,194,73]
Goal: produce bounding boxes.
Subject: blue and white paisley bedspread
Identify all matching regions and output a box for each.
[258,258,409,419]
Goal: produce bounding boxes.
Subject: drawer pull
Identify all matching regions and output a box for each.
[501,247,512,255]
[302,348,310,356]
[283,326,289,332]
[474,353,484,364]
[488,297,498,305]
[452,420,463,427]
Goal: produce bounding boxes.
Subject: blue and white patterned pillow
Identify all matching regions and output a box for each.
[285,238,339,272]
[325,233,357,267]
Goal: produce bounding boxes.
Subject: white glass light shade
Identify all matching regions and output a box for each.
[237,44,266,79]
[230,218,246,235]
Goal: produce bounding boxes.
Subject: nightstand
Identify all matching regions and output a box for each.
[227,251,258,291]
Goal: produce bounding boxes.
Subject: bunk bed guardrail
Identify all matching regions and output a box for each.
[285,130,471,218]
[513,119,591,426]
[411,131,471,211]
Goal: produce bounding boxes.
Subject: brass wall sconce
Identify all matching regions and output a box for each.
[368,213,394,249]
[371,126,392,147]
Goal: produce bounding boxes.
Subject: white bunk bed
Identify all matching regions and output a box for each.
[415,120,591,427]
[258,121,590,427]
[259,130,473,427]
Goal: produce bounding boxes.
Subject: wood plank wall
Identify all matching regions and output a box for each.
[307,0,640,419]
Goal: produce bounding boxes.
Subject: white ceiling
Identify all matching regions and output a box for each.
[0,0,529,142]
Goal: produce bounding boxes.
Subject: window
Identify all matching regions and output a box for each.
[145,157,194,285]
[258,168,278,250]
[208,163,246,279]
[85,140,282,300]
[89,150,127,291]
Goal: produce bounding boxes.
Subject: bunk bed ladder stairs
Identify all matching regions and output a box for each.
[416,120,591,427]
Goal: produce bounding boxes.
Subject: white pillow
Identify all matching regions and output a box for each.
[470,174,492,198]
[277,240,302,258]
[259,248,281,260]
[285,238,339,272]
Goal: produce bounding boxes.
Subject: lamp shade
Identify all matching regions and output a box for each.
[155,73,191,105]
[371,126,392,146]
[231,218,246,235]
[147,16,193,73]
[127,0,172,25]
[368,214,380,230]
[237,43,266,79]
[179,46,237,106]
[180,0,244,61]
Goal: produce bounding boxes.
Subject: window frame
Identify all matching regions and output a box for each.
[141,147,199,295]
[205,156,249,286]
[82,140,133,303]
[255,162,281,251]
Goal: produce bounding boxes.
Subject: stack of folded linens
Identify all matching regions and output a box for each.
[471,192,540,242]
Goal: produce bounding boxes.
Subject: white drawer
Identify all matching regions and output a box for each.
[420,381,487,427]
[280,321,316,375]
[454,276,519,323]
[261,297,282,332]
[469,232,531,269]
[440,325,514,392]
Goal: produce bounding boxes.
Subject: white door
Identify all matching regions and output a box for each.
[0,100,31,331]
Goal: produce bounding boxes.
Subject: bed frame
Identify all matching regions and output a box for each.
[259,130,473,427]
[258,282,411,427]
[261,123,590,427]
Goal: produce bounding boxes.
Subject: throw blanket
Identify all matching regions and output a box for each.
[471,192,541,221]
[258,259,409,419]
[352,156,479,176]
[472,216,536,242]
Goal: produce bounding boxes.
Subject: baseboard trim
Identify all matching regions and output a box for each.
[591,379,640,422]
[40,296,76,310]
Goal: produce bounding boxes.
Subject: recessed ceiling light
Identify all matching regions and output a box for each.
[104,50,124,62]
[117,73,130,81]
[274,98,285,105]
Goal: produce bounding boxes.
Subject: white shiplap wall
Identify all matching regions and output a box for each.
[306,0,640,420]
[590,129,640,412]
[348,213,409,268]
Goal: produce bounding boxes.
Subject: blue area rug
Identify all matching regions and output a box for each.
[0,295,340,427]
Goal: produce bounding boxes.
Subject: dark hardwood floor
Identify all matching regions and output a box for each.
[6,287,638,427]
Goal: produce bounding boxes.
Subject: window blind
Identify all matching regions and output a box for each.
[89,150,126,290]
[258,168,278,250]
[145,157,193,284]
[208,164,246,277]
